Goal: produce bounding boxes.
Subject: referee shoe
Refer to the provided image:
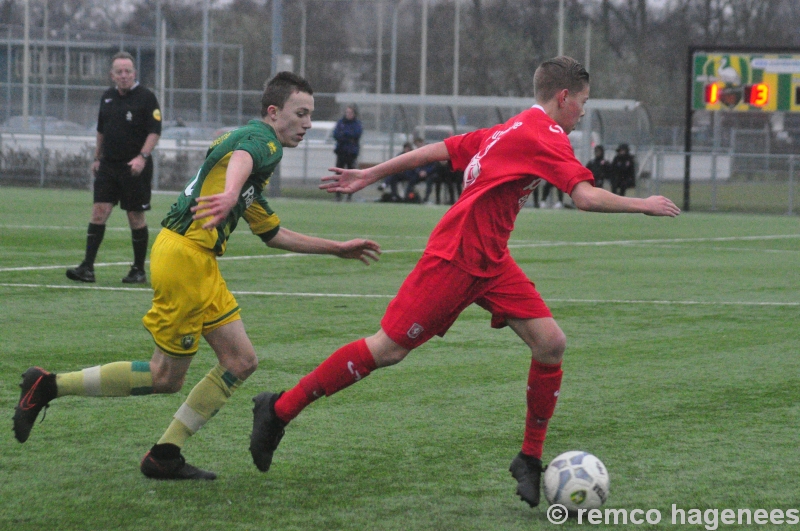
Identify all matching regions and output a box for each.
[122,266,147,284]
[66,263,95,283]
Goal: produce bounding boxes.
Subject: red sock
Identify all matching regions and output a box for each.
[275,338,376,422]
[521,359,563,459]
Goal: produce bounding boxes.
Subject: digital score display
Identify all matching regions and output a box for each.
[703,82,769,106]
[693,53,800,112]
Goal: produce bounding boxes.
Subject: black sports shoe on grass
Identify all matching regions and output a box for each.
[509,452,545,507]
[121,266,147,284]
[66,263,95,283]
[140,451,217,480]
[13,367,57,443]
[249,391,286,472]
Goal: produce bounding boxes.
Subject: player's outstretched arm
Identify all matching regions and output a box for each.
[570,181,681,217]
[265,227,381,265]
[191,150,254,229]
[319,142,450,195]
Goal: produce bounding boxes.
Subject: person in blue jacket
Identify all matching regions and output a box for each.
[333,104,363,201]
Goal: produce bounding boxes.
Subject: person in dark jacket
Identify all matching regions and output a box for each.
[586,145,610,189]
[610,143,636,196]
[333,105,363,201]
[66,51,161,284]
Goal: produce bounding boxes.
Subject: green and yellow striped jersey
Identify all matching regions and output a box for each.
[161,120,283,256]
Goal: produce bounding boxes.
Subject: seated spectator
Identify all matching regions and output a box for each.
[405,161,438,203]
[611,143,636,196]
[423,162,462,205]
[377,143,414,202]
[586,145,610,189]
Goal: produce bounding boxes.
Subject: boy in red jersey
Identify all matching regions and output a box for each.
[249,56,680,507]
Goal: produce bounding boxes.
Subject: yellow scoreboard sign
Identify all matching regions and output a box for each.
[692,53,800,112]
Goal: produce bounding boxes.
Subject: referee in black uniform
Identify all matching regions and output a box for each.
[67,51,162,284]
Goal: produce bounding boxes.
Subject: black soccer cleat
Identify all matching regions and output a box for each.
[140,451,217,480]
[13,367,57,443]
[121,266,147,284]
[509,452,545,507]
[249,391,287,472]
[66,264,96,283]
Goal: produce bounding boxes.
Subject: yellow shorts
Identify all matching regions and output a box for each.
[142,228,241,356]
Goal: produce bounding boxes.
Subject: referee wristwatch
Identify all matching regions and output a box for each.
[139,152,151,160]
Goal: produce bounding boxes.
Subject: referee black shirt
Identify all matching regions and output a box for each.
[97,83,162,163]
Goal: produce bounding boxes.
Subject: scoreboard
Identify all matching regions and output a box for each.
[692,52,800,112]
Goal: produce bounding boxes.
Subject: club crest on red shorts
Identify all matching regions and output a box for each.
[407,323,424,339]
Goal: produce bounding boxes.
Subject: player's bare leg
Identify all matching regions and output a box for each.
[142,321,256,480]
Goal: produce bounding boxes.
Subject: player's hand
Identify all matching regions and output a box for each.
[319,167,371,194]
[191,191,239,229]
[642,195,681,217]
[335,239,382,265]
[128,156,145,176]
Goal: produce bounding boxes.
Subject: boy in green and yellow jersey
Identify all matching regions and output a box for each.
[13,72,381,480]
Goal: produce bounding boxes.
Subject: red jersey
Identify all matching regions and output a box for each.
[428,105,593,277]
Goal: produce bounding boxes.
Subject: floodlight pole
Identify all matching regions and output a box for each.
[375,0,384,132]
[270,0,283,197]
[452,0,460,125]
[418,0,428,139]
[683,46,693,212]
[201,0,209,123]
[299,0,307,78]
[22,0,30,124]
[558,0,564,56]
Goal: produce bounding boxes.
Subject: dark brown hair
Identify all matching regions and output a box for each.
[261,72,314,117]
[533,56,589,103]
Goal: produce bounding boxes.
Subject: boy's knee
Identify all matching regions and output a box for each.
[152,374,185,394]
[533,329,566,365]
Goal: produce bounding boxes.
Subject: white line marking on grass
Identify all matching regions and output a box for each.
[0,282,796,306]
[0,249,414,273]
[2,234,797,273]
[0,225,133,231]
[0,282,150,292]
[507,234,800,250]
[545,298,799,307]
[0,261,134,272]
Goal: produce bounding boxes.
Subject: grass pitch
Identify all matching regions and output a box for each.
[1,186,798,531]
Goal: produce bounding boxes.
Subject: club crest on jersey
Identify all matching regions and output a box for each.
[181,335,195,349]
[407,323,424,339]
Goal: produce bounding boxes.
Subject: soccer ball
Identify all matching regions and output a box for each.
[543,451,610,512]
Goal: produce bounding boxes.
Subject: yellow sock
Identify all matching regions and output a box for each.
[157,364,243,448]
[56,361,153,397]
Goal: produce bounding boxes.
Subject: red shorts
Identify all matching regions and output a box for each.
[380,253,552,350]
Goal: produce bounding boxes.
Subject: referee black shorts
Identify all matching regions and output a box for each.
[94,159,153,212]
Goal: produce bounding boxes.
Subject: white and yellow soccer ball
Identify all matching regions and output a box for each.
[543,450,610,512]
